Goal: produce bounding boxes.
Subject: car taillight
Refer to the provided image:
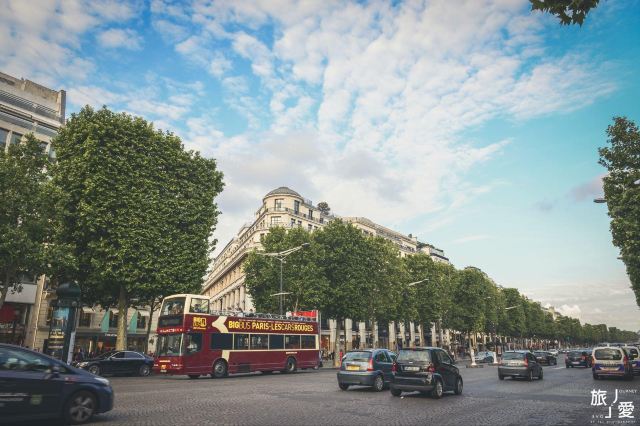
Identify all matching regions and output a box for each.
[524,358,528,367]
[427,363,436,373]
[367,358,374,372]
[391,362,397,373]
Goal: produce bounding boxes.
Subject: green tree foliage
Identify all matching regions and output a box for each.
[0,136,51,311]
[530,0,600,25]
[51,106,223,349]
[598,117,640,307]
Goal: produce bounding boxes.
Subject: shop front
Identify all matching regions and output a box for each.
[0,302,29,345]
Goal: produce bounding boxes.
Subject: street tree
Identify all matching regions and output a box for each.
[598,116,640,307]
[316,202,330,215]
[0,135,51,311]
[51,106,224,350]
[501,288,526,347]
[530,0,600,25]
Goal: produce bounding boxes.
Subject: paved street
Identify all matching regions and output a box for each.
[79,356,639,426]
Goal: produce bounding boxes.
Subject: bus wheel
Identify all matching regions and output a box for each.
[284,357,297,373]
[212,360,228,378]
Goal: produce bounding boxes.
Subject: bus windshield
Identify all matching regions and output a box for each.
[161,298,186,316]
[157,334,183,356]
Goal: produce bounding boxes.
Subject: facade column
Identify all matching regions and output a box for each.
[373,322,379,348]
[418,324,425,346]
[345,319,352,351]
[409,321,416,348]
[399,322,406,348]
[359,322,366,349]
[389,321,396,351]
[431,322,437,346]
[329,319,336,356]
[239,285,245,310]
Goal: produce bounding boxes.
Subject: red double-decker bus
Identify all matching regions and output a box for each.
[153,294,320,378]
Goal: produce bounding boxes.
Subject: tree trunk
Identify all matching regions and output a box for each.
[116,285,128,350]
[144,299,157,354]
[333,317,342,367]
[438,318,444,348]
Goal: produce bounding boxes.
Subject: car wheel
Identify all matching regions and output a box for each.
[373,375,384,392]
[139,364,151,377]
[87,365,100,376]
[284,357,297,373]
[188,375,200,379]
[431,379,443,399]
[212,359,228,378]
[390,387,402,397]
[339,383,349,391]
[65,390,96,425]
[498,374,504,380]
[527,370,533,382]
[454,377,463,395]
[539,369,543,380]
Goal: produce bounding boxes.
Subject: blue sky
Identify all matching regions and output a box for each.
[2,0,639,330]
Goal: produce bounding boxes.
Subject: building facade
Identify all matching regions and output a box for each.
[0,71,65,347]
[202,187,450,354]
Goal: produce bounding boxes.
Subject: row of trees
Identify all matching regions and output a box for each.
[0,106,224,350]
[244,221,638,364]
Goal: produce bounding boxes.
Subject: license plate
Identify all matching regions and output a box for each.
[572,361,580,364]
[404,366,419,371]
[346,365,360,371]
[161,365,166,370]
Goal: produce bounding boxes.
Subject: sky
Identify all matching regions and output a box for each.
[1,0,639,331]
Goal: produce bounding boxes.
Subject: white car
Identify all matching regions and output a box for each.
[548,349,559,357]
[474,351,497,363]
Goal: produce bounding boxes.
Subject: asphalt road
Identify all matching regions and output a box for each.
[86,357,638,425]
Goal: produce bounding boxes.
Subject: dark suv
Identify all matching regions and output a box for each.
[566,349,592,368]
[389,347,462,399]
[337,349,396,391]
[498,351,543,381]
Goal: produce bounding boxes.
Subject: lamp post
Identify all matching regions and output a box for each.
[256,243,309,315]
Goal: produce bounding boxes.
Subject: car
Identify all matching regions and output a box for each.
[533,351,557,366]
[621,346,640,375]
[389,347,463,399]
[74,350,154,377]
[474,351,497,363]
[337,349,396,391]
[565,349,592,368]
[548,349,559,357]
[592,346,634,381]
[498,350,543,381]
[0,343,114,424]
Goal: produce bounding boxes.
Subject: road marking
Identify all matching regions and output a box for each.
[554,366,565,369]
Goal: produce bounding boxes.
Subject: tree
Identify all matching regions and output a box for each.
[51,106,224,350]
[0,135,51,312]
[530,0,600,25]
[598,117,640,307]
[317,202,330,215]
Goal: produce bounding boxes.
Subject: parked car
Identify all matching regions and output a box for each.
[389,347,463,399]
[621,346,640,375]
[337,349,396,391]
[592,346,634,381]
[474,351,497,363]
[498,351,543,381]
[548,349,559,357]
[533,351,557,365]
[565,349,592,368]
[74,350,154,377]
[0,343,114,424]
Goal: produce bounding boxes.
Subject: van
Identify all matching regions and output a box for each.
[621,346,640,376]
[591,346,633,381]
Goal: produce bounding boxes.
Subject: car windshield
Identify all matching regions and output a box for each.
[343,351,371,362]
[594,349,622,361]
[502,352,524,360]
[569,351,582,357]
[157,334,183,356]
[397,350,431,362]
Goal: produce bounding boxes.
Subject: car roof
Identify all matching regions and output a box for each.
[593,346,623,351]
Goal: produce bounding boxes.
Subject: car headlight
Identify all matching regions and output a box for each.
[94,377,110,386]
[78,362,88,367]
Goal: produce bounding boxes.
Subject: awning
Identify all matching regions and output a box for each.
[109,308,119,314]
[81,307,95,313]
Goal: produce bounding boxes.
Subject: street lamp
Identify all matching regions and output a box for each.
[256,243,310,315]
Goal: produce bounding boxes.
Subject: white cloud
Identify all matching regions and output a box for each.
[98,28,143,50]
[556,304,582,318]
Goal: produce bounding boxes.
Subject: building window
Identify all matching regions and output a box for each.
[308,209,313,219]
[137,315,147,330]
[274,199,283,210]
[297,220,302,228]
[0,128,8,151]
[294,200,300,214]
[9,132,23,145]
[109,311,119,328]
[78,312,92,327]
[271,216,281,225]
[319,218,324,224]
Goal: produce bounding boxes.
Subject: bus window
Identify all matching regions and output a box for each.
[234,334,249,350]
[301,335,316,349]
[184,333,203,355]
[285,335,300,349]
[190,298,209,314]
[250,335,269,350]
[157,334,183,356]
[211,334,233,350]
[269,335,284,350]
[161,298,185,316]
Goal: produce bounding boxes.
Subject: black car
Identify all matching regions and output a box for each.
[74,350,154,376]
[389,347,463,399]
[533,351,557,365]
[0,343,114,424]
[566,349,592,368]
[498,351,543,381]
[337,349,396,391]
